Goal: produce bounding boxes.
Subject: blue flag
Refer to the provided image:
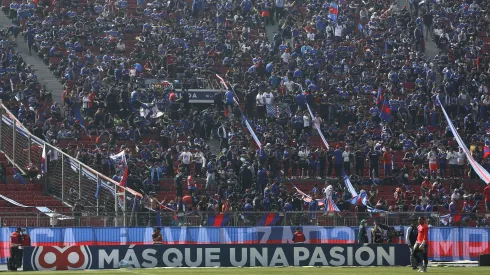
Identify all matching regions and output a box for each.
[12,168,25,184]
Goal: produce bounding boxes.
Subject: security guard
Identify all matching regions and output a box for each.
[406,217,419,270]
[371,220,384,243]
[358,220,369,244]
[152,228,163,244]
[9,228,23,270]
[292,227,306,243]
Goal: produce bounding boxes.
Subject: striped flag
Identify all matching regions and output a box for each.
[306,102,329,149]
[484,146,490,159]
[439,95,490,184]
[325,197,340,212]
[216,74,228,89]
[41,144,47,175]
[258,213,281,226]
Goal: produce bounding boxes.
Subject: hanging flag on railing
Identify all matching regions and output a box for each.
[438,96,490,184]
[306,102,329,149]
[258,213,281,226]
[208,213,231,226]
[0,194,73,219]
[41,144,47,175]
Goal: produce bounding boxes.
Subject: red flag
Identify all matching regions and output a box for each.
[484,146,490,159]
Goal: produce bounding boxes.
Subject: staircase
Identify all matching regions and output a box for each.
[0,5,64,104]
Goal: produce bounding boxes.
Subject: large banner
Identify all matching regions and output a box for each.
[22,244,410,270]
[1,226,489,263]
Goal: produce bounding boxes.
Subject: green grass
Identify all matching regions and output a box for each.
[16,267,490,275]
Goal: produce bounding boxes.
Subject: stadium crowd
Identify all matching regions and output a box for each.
[1,0,490,226]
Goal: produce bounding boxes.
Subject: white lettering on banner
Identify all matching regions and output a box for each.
[204,248,220,267]
[119,228,128,245]
[256,227,272,244]
[302,227,328,244]
[308,247,328,266]
[162,248,183,267]
[62,228,74,245]
[293,247,310,265]
[355,247,375,266]
[30,228,54,244]
[462,228,489,259]
[430,228,459,260]
[377,247,395,266]
[280,227,294,244]
[229,248,248,266]
[197,228,210,244]
[269,248,289,266]
[99,249,118,268]
[329,227,356,244]
[141,249,158,268]
[347,247,353,266]
[329,247,346,266]
[250,248,268,266]
[179,228,187,244]
[184,248,203,267]
[122,247,141,268]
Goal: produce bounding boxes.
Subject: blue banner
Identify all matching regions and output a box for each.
[1,226,489,263]
[22,244,410,270]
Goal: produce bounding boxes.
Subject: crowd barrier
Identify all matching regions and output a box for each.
[1,226,489,264]
[22,244,410,270]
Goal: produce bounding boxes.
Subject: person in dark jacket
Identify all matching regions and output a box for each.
[406,217,420,269]
[358,220,369,244]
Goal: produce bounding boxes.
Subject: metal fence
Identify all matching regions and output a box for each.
[0,101,141,226]
[1,211,486,228]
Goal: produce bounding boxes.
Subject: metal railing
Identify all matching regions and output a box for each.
[0,211,487,228]
[0,101,142,226]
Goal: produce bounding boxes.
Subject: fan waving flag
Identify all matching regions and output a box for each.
[484,146,490,159]
[328,2,339,21]
[379,98,392,122]
[41,144,47,175]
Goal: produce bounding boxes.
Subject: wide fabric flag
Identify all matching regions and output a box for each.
[41,144,47,175]
[258,213,281,226]
[438,96,490,184]
[328,2,339,21]
[342,169,358,198]
[208,213,231,226]
[306,102,330,149]
[325,197,340,212]
[379,98,392,122]
[484,146,490,159]
[216,74,228,89]
[242,115,262,148]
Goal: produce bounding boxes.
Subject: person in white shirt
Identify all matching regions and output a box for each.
[456,148,465,178]
[302,113,310,134]
[447,148,458,179]
[298,146,309,178]
[193,148,204,178]
[115,39,126,53]
[334,24,343,41]
[281,50,291,63]
[263,91,274,105]
[324,184,333,200]
[180,148,193,173]
[275,0,285,20]
[427,148,438,178]
[256,91,265,119]
[307,32,315,41]
[342,147,351,175]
